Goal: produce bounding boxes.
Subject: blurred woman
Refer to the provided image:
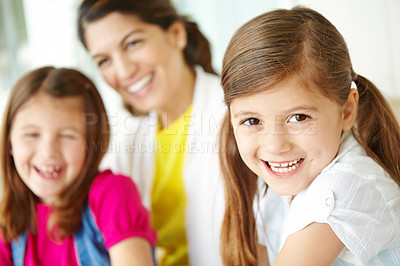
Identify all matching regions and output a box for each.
[78,0,226,265]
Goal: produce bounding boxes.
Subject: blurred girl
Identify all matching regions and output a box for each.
[0,66,156,265]
[220,7,400,266]
[78,1,225,264]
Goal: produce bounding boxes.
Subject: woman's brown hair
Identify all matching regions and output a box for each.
[77,0,215,116]
[219,6,400,265]
[0,66,110,242]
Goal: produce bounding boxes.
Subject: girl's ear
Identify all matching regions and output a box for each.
[168,20,187,51]
[342,89,359,131]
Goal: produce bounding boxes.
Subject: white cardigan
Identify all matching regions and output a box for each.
[101,66,226,265]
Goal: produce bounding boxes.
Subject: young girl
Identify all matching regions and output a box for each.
[0,66,156,265]
[220,7,400,266]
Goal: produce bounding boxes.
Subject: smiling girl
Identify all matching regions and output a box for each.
[219,7,400,266]
[0,67,156,265]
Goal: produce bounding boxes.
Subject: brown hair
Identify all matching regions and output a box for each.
[219,6,400,265]
[77,0,215,115]
[0,66,110,242]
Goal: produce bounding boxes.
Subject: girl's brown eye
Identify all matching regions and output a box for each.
[289,114,309,122]
[244,118,261,125]
[295,114,307,122]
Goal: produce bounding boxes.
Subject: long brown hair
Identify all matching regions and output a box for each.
[219,7,400,265]
[77,0,215,116]
[0,66,110,242]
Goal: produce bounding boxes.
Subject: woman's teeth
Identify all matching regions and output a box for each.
[268,159,302,173]
[127,74,152,93]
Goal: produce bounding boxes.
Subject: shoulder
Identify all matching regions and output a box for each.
[312,132,398,201]
[306,147,400,222]
[87,170,156,249]
[319,143,399,203]
[194,66,223,98]
[195,65,220,85]
[89,170,142,208]
[294,140,400,264]
[193,66,226,121]
[91,170,137,190]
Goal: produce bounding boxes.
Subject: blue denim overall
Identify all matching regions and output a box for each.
[11,203,111,266]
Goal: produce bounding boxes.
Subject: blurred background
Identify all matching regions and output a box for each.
[1,0,400,119]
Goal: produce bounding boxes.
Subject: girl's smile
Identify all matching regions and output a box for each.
[264,158,304,177]
[230,77,353,196]
[33,164,63,179]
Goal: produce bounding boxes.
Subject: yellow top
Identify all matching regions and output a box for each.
[151,104,192,265]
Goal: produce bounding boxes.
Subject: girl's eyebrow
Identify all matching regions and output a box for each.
[91,29,144,60]
[283,105,318,114]
[18,124,82,133]
[233,105,318,119]
[61,127,82,133]
[233,111,262,119]
[18,124,38,130]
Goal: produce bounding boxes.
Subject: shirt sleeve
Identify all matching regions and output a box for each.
[284,165,400,265]
[88,170,157,249]
[0,235,13,265]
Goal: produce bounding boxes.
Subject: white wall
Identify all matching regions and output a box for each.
[279,0,400,97]
[174,0,278,72]
[21,0,125,119]
[22,0,81,68]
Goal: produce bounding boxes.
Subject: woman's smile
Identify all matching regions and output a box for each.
[127,73,153,95]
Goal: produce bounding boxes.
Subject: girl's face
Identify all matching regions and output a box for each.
[230,78,356,196]
[84,12,189,114]
[9,93,86,204]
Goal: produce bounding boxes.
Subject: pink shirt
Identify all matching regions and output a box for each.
[0,170,156,265]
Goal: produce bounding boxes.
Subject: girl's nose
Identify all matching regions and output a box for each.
[260,124,292,155]
[40,136,60,158]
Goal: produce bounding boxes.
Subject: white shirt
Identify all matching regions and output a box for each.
[257,131,400,265]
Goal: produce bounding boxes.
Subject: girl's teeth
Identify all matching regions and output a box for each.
[268,159,299,168]
[36,165,62,178]
[128,74,152,93]
[268,159,301,173]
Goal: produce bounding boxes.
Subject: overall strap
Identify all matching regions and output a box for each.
[74,203,110,266]
[11,231,28,266]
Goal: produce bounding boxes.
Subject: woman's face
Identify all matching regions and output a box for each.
[84,12,189,114]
